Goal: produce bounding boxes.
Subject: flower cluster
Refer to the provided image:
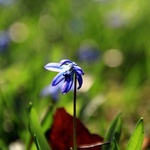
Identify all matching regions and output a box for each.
[44,59,84,94]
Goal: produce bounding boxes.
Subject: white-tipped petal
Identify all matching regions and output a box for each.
[44,63,68,72]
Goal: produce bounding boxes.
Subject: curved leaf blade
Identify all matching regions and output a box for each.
[103,113,122,150]
[113,137,120,150]
[28,103,50,150]
[126,118,144,150]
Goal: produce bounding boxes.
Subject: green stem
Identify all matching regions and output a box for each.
[73,74,77,150]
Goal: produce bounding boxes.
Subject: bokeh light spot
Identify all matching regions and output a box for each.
[80,74,94,92]
[9,140,24,150]
[9,22,29,43]
[103,49,124,67]
[39,14,57,30]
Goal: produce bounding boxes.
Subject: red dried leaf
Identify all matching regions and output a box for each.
[46,107,103,150]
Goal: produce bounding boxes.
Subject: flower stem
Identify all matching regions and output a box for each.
[73,74,77,150]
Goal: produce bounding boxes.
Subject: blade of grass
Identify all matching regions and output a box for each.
[28,102,50,150]
[126,118,144,150]
[33,134,41,150]
[103,113,122,150]
[113,137,120,150]
[41,105,53,133]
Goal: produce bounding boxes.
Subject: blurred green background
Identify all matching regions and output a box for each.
[0,0,150,149]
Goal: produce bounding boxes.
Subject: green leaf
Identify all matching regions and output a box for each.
[103,113,122,150]
[126,118,144,150]
[113,137,120,150]
[28,102,50,150]
[33,134,41,150]
[41,105,53,133]
[0,139,7,150]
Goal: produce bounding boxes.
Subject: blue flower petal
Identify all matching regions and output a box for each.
[75,66,84,75]
[52,72,65,86]
[44,63,68,72]
[61,76,73,94]
[60,59,72,66]
[76,73,83,89]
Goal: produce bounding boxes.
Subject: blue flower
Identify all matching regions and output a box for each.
[78,43,101,63]
[44,59,84,94]
[0,31,10,53]
[40,83,62,102]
